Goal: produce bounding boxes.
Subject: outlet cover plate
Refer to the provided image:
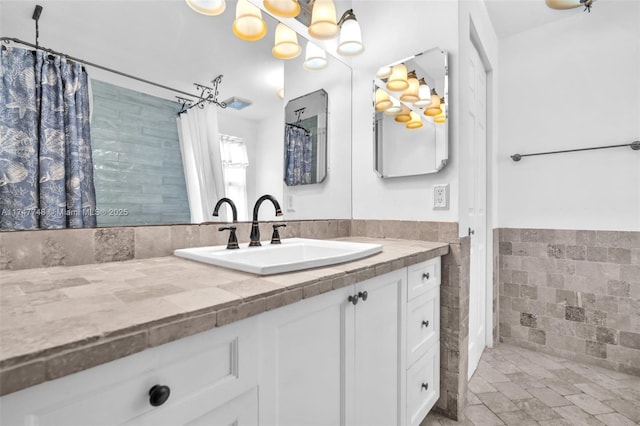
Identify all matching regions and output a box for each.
[433,184,449,210]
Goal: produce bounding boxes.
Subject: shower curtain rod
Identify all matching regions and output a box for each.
[511,140,640,162]
[0,36,206,103]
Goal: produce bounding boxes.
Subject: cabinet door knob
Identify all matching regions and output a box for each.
[422,272,430,280]
[421,382,429,391]
[358,291,368,301]
[149,385,171,407]
[421,320,430,328]
[348,295,359,305]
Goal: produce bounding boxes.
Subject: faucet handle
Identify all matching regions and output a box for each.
[218,226,239,250]
[271,223,287,244]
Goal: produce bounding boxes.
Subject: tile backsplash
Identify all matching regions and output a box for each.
[497,228,640,376]
[0,220,351,271]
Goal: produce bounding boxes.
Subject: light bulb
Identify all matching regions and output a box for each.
[400,77,420,103]
[395,105,411,123]
[414,81,432,107]
[263,0,301,18]
[375,88,392,112]
[303,41,328,70]
[406,111,423,129]
[272,23,301,59]
[233,0,267,41]
[185,0,226,16]
[337,17,364,56]
[386,64,408,92]
[309,0,339,39]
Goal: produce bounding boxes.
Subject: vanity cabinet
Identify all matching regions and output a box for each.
[1,257,441,426]
[0,317,260,426]
[259,269,404,426]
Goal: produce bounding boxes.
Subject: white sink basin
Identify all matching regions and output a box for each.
[174,238,383,275]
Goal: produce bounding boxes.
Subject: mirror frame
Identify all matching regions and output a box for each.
[373,47,449,179]
[283,88,328,186]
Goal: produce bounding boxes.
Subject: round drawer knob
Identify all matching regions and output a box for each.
[421,382,429,391]
[149,385,171,407]
[422,272,430,280]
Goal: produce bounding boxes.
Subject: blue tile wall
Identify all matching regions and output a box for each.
[91,80,190,226]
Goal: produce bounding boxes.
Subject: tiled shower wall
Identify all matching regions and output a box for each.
[91,80,190,226]
[498,228,640,376]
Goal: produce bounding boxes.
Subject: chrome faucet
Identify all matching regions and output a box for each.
[249,195,283,247]
[212,197,238,222]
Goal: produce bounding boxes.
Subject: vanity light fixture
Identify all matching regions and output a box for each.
[386,64,409,92]
[406,111,423,129]
[546,0,595,12]
[434,103,446,123]
[375,88,393,111]
[376,66,392,80]
[424,89,442,116]
[394,105,411,123]
[308,0,339,39]
[263,0,301,18]
[414,79,432,108]
[303,41,328,70]
[233,0,268,41]
[384,97,402,115]
[273,23,302,59]
[400,72,420,103]
[336,9,364,56]
[185,0,226,16]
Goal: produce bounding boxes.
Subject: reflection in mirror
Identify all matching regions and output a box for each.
[284,89,328,186]
[0,0,353,229]
[373,47,448,178]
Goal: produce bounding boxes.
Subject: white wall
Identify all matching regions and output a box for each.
[351,1,460,222]
[497,2,640,231]
[281,48,353,220]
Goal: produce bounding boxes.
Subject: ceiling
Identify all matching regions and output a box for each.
[484,0,629,39]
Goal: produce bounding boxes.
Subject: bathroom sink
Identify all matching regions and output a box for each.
[174,238,383,275]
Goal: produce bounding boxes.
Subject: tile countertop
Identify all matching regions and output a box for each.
[0,237,449,396]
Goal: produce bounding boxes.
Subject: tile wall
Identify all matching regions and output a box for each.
[497,228,640,377]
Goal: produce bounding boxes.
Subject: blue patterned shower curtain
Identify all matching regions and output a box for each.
[0,47,96,230]
[284,124,312,186]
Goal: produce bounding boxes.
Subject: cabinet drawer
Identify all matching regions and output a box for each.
[1,317,259,426]
[407,286,440,366]
[407,258,440,301]
[406,344,440,426]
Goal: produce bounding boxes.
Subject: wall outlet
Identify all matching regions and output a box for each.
[433,184,449,210]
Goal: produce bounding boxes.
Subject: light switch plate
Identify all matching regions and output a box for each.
[286,194,295,212]
[433,184,449,210]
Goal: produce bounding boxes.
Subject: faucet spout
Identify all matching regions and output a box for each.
[249,194,283,247]
[213,198,238,222]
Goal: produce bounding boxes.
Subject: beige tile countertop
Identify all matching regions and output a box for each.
[0,237,448,396]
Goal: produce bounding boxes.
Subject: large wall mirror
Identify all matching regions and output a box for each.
[373,47,448,178]
[0,0,353,229]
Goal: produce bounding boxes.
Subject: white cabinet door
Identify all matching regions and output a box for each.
[259,286,353,426]
[353,269,404,426]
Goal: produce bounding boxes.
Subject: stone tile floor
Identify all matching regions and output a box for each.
[424,344,640,426]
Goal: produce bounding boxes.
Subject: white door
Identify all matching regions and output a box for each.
[353,269,403,426]
[467,42,488,379]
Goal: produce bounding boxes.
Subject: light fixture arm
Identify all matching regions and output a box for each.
[337,9,356,26]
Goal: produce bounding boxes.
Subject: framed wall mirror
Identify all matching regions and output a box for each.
[284,89,328,186]
[373,47,449,178]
